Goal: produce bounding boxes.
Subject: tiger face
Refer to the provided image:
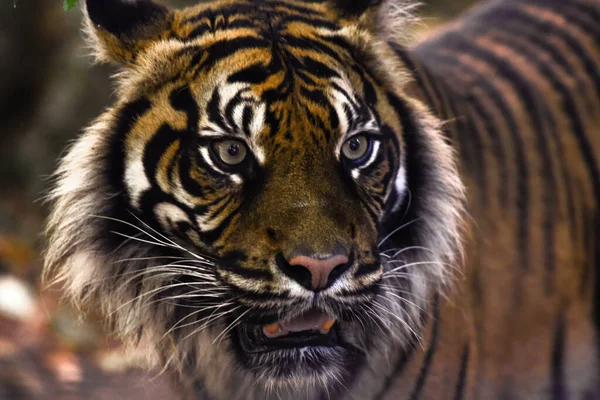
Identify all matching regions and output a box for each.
[45,0,465,396]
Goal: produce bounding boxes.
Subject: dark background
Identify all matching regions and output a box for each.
[0,1,476,398]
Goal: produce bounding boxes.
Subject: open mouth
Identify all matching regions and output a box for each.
[236,308,340,353]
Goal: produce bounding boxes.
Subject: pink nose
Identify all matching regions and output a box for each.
[288,255,350,290]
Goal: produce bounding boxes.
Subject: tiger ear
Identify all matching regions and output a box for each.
[328,0,384,18]
[85,0,173,66]
[327,0,416,37]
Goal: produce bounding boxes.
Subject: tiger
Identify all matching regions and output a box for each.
[43,0,600,398]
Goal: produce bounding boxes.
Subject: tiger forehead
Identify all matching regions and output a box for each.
[173,0,339,39]
[192,73,374,153]
[132,0,382,155]
[180,44,374,150]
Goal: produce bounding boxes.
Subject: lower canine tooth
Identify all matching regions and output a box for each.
[264,323,280,336]
[319,318,336,334]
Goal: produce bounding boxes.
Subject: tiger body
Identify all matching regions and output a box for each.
[397,1,600,398]
[43,0,600,399]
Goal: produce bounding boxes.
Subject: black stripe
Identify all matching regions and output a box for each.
[107,98,152,191]
[373,346,416,400]
[482,27,563,292]
[143,124,180,186]
[373,304,424,400]
[420,50,530,271]
[101,98,154,252]
[527,1,600,54]
[488,20,579,250]
[595,213,600,376]
[453,344,470,400]
[300,87,330,107]
[241,105,254,137]
[389,44,440,119]
[461,98,488,205]
[182,2,328,25]
[349,64,378,109]
[551,312,566,400]
[579,187,594,297]
[222,266,273,281]
[229,286,290,302]
[466,91,508,206]
[488,6,600,110]
[408,295,440,400]
[228,62,272,84]
[353,262,381,278]
[196,204,240,247]
[280,34,346,65]
[188,37,270,75]
[482,10,600,304]
[301,57,341,79]
[186,19,256,40]
[206,88,227,132]
[424,42,530,269]
[208,195,236,220]
[450,33,558,273]
[485,3,600,241]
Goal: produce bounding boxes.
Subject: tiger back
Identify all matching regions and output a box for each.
[384,1,600,398]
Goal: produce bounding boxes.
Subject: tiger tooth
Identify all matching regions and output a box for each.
[319,318,336,334]
[263,323,280,336]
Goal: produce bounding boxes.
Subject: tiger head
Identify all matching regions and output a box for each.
[45,0,465,396]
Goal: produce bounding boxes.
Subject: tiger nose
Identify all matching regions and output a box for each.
[283,254,350,291]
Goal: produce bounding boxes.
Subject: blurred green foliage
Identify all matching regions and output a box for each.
[64,0,77,11]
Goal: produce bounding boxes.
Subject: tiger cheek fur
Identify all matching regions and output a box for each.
[44,0,467,399]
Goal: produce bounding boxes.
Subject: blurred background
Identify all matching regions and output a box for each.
[0,0,476,398]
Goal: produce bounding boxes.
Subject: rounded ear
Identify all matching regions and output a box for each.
[326,0,418,39]
[328,0,384,17]
[85,0,173,66]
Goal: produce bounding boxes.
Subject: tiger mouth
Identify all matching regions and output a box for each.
[236,308,340,353]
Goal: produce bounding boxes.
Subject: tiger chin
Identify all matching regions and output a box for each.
[44,0,464,398]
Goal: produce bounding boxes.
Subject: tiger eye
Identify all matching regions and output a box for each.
[342,136,369,160]
[215,140,247,165]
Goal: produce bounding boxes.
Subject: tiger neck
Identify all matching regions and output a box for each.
[390,43,465,143]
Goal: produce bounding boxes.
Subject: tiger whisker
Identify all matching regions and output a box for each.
[380,245,435,258]
[83,266,215,287]
[162,302,237,339]
[351,305,368,333]
[128,212,216,263]
[358,303,389,339]
[105,266,218,289]
[371,301,423,348]
[377,292,425,315]
[180,306,243,343]
[160,292,227,300]
[190,305,242,336]
[95,213,181,250]
[110,280,226,316]
[111,232,145,254]
[213,309,252,348]
[112,255,192,264]
[378,285,430,302]
[383,260,460,275]
[377,217,421,248]
[110,230,176,249]
[93,214,216,265]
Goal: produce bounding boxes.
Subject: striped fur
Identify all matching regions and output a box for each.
[43,0,599,399]
[379,1,600,398]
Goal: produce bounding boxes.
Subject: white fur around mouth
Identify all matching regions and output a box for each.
[262,308,336,338]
